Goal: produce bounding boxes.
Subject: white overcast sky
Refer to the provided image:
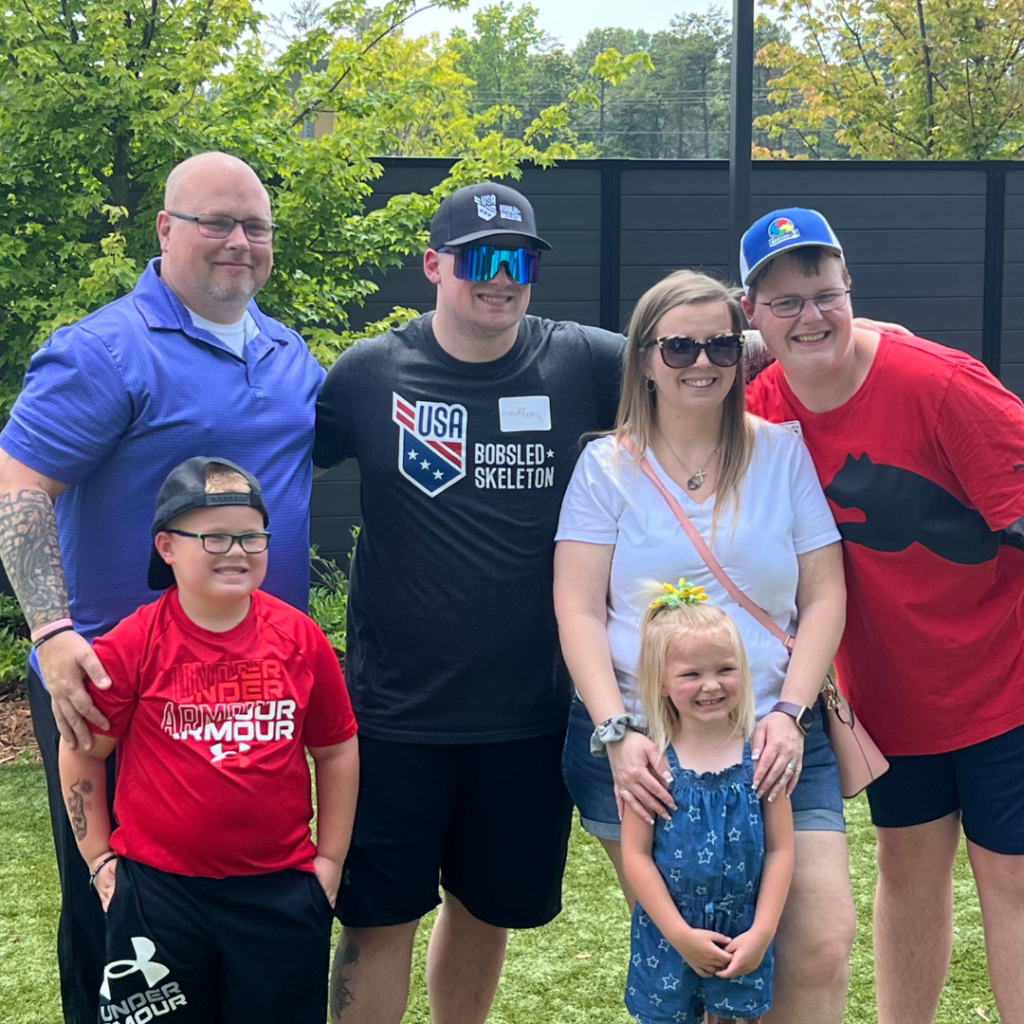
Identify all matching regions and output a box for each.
[255,0,716,49]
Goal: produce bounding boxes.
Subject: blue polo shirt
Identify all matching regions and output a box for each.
[1,259,325,646]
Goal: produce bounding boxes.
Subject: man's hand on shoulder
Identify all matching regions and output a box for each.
[38,630,112,749]
[852,316,912,336]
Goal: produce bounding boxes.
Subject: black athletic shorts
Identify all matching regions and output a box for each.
[336,730,573,929]
[101,856,334,1024]
[866,720,1024,854]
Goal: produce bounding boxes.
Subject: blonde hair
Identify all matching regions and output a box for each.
[615,270,755,533]
[636,584,755,755]
[204,464,250,495]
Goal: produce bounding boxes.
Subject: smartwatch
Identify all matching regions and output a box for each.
[770,701,814,736]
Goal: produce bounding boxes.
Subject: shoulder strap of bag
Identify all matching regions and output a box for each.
[620,436,794,654]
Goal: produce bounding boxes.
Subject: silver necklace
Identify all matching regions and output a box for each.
[661,435,720,491]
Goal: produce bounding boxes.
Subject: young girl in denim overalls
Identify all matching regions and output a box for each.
[621,581,795,1024]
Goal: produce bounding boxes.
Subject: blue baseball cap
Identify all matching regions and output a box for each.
[740,208,844,289]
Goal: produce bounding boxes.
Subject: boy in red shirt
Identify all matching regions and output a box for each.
[57,456,358,1024]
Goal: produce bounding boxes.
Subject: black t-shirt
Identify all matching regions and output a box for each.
[314,313,623,742]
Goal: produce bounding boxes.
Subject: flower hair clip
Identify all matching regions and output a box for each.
[650,578,709,610]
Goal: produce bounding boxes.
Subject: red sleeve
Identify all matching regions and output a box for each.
[936,361,1024,531]
[89,615,146,739]
[303,628,357,748]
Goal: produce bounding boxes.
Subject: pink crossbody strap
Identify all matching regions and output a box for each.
[620,436,795,655]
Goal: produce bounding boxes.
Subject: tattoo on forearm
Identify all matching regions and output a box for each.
[0,488,70,630]
[67,778,93,841]
[329,940,360,1018]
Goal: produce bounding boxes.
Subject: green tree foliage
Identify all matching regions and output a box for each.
[756,0,1024,158]
[0,0,638,410]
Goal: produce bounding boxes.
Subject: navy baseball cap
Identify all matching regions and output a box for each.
[740,208,844,288]
[148,456,269,590]
[429,183,551,251]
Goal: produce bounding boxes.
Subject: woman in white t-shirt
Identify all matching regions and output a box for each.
[553,270,853,1024]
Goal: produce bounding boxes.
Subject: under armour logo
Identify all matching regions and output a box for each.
[210,741,251,767]
[100,937,170,998]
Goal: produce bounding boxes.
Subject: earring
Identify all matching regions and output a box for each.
[645,378,656,393]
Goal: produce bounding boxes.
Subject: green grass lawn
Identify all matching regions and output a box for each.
[0,763,1000,1023]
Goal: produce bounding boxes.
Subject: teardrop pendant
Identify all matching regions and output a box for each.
[686,469,705,491]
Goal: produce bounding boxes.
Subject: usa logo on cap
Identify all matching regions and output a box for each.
[768,217,799,247]
[392,393,467,496]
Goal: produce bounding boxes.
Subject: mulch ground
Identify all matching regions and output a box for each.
[0,697,40,764]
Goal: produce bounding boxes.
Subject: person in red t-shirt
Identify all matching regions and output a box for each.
[57,456,358,1024]
[740,208,1024,1024]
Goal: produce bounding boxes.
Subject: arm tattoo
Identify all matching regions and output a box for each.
[329,939,360,1018]
[0,488,70,630]
[67,778,93,842]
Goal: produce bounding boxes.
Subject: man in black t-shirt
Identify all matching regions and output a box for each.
[314,183,622,1024]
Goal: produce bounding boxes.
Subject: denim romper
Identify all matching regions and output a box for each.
[625,743,773,1024]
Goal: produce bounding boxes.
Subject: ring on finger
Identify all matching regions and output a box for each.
[784,762,796,772]
[620,788,629,797]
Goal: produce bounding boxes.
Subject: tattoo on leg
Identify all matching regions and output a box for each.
[0,489,70,630]
[67,778,93,841]
[329,940,360,1018]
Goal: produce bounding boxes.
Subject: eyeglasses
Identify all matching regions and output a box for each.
[758,289,850,319]
[648,333,744,369]
[439,244,540,285]
[165,529,272,554]
[167,211,277,244]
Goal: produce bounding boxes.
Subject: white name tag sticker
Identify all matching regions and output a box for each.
[779,420,802,437]
[499,396,552,433]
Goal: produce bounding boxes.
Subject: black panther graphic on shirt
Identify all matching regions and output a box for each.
[824,453,1006,564]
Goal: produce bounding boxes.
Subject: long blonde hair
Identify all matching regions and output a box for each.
[636,586,755,756]
[616,270,755,533]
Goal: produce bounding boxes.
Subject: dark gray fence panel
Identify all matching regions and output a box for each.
[1001,170,1024,396]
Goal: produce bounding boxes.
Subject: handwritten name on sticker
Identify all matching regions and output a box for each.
[499,396,552,433]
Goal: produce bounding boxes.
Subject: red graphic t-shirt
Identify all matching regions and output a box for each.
[91,587,357,876]
[747,332,1024,755]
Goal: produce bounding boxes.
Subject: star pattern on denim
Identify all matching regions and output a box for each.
[714,997,736,1011]
[674,848,684,859]
[747,789,759,804]
[754,977,764,990]
[658,938,671,951]
[628,985,636,996]
[696,885,708,895]
[661,973,680,990]
[723,861,732,873]
[663,818,674,831]
[687,805,701,821]
[728,827,742,842]
[673,1013,688,1024]
[646,955,660,969]
[670,868,682,882]
[650,993,663,1007]
[632,953,642,967]
[749,813,759,825]
[638,911,649,927]
[705,830,717,845]
[697,847,714,864]
[736,860,745,873]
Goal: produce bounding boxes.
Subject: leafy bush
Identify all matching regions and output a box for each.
[0,594,30,699]
[308,533,357,655]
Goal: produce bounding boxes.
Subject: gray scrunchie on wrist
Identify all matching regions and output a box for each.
[590,714,642,757]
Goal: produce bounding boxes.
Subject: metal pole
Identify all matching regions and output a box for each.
[730,0,755,277]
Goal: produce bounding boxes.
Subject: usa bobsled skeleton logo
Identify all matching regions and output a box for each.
[392,393,468,496]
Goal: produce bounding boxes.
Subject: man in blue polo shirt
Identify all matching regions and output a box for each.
[0,151,325,1024]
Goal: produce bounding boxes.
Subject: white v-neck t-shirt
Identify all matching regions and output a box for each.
[555,422,841,720]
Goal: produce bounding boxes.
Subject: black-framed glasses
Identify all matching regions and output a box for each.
[166,211,277,244]
[648,333,744,369]
[165,529,272,554]
[438,244,540,284]
[758,289,850,319]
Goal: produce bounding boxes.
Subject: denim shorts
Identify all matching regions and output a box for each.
[562,697,845,841]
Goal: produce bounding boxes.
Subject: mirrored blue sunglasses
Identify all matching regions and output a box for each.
[440,244,541,285]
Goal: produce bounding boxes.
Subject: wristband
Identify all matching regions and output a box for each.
[30,617,73,643]
[89,853,118,889]
[33,624,76,649]
[590,714,642,757]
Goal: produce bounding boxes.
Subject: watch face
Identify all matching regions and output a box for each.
[797,706,815,734]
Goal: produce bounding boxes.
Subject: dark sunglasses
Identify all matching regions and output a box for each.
[649,333,744,369]
[439,244,541,285]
